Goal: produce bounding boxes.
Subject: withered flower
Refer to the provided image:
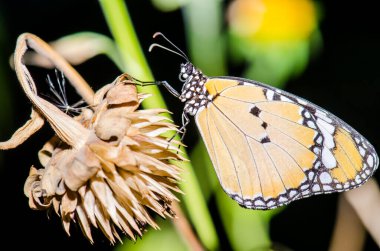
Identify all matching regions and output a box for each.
[0,33,184,244]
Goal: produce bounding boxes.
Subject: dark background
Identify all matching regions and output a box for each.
[0,1,379,250]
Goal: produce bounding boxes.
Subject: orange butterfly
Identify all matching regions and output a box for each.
[149,32,378,210]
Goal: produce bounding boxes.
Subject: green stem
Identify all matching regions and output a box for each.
[99,1,218,250]
[99,0,162,109]
[183,0,226,76]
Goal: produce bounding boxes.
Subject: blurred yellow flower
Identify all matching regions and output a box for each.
[228,0,317,41]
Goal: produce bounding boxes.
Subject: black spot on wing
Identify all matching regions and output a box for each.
[273,93,281,101]
[262,122,268,129]
[261,136,271,144]
[305,105,316,114]
[250,106,261,117]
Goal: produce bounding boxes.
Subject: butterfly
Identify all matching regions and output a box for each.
[149,32,379,210]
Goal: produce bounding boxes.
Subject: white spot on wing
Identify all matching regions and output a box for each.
[322,147,337,169]
[308,172,315,180]
[254,200,265,206]
[359,146,366,157]
[266,90,274,100]
[307,120,317,129]
[318,123,335,149]
[320,172,332,184]
[235,196,243,203]
[280,96,293,102]
[316,111,332,123]
[279,196,287,203]
[317,119,335,134]
[297,98,307,105]
[315,110,327,116]
[244,200,253,207]
[301,184,309,190]
[315,135,323,144]
[267,201,275,207]
[355,175,362,184]
[314,161,321,169]
[289,190,297,198]
[312,184,321,192]
[368,155,374,167]
[313,148,321,155]
[323,185,333,191]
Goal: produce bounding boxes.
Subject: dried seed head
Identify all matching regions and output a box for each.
[1,34,185,244]
[22,76,184,244]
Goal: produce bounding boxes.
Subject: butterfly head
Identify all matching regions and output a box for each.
[150,32,211,115]
[179,62,201,82]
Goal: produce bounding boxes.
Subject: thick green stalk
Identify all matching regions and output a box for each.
[99,1,218,250]
[183,0,226,76]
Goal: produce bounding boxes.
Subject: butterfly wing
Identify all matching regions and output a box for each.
[195,77,378,209]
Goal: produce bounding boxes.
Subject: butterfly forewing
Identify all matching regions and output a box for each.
[195,77,378,209]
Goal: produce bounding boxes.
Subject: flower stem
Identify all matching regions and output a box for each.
[99,1,218,250]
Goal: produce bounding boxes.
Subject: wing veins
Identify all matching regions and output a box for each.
[244,133,264,201]
[211,103,307,202]
[218,95,316,132]
[266,133,309,184]
[262,143,289,199]
[211,107,244,199]
[205,109,222,181]
[330,129,358,180]
[211,101,315,201]
[214,97,317,155]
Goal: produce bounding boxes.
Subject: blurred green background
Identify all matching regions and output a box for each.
[0,0,379,250]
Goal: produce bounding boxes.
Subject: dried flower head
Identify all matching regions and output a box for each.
[1,33,184,244]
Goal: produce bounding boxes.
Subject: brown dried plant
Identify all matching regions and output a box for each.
[0,33,185,244]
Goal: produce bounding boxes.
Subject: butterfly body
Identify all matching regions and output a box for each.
[177,61,378,210]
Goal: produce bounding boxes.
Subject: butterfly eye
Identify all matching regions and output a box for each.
[179,63,193,82]
[185,63,193,75]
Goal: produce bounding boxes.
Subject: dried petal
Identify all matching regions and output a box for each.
[95,108,131,143]
[38,136,60,167]
[0,108,44,150]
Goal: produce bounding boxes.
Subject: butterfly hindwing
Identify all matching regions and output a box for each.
[195,77,378,209]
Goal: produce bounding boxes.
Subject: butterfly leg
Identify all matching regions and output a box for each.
[130,77,180,98]
[168,111,190,152]
[155,80,180,98]
[179,112,190,141]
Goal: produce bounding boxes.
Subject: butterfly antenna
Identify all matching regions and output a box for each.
[149,32,189,61]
